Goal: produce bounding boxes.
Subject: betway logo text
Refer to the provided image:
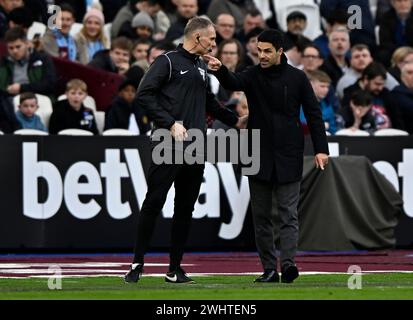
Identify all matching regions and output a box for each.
[22,143,249,240]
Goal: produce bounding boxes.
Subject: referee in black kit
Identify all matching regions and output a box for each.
[125,17,247,284]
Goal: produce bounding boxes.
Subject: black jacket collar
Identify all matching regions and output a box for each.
[259,53,288,75]
[177,43,200,62]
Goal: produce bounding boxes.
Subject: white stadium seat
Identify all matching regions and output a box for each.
[58,129,94,136]
[102,129,139,136]
[95,111,105,135]
[335,128,370,136]
[14,129,49,136]
[374,128,409,136]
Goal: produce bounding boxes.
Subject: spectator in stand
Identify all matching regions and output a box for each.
[131,38,151,64]
[215,38,244,103]
[388,46,413,83]
[15,92,47,132]
[301,70,340,135]
[284,11,312,53]
[49,79,98,135]
[313,8,348,60]
[114,0,170,41]
[320,0,376,53]
[134,40,176,72]
[302,44,341,114]
[104,78,151,134]
[7,6,33,33]
[165,0,198,43]
[302,45,324,73]
[389,62,413,133]
[235,9,265,45]
[0,0,23,39]
[243,27,263,67]
[340,90,376,134]
[320,27,350,88]
[88,36,133,75]
[378,0,413,68]
[119,11,154,41]
[41,3,78,62]
[336,44,399,99]
[215,13,236,45]
[75,7,110,65]
[341,62,402,130]
[0,27,57,97]
[207,0,257,31]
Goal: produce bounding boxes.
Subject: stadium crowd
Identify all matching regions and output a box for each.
[0,0,412,136]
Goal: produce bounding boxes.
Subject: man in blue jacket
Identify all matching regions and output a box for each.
[206,29,329,284]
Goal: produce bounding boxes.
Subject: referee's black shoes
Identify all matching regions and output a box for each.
[254,269,279,283]
[281,265,299,283]
[124,263,143,283]
[165,267,195,284]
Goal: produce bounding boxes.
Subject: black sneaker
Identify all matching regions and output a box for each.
[281,265,299,283]
[124,263,143,283]
[165,267,195,284]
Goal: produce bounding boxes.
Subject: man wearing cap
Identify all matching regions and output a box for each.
[205,29,329,284]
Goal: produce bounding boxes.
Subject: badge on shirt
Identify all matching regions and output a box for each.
[198,67,206,81]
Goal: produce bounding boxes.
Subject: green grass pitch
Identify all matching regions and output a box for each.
[1,273,413,300]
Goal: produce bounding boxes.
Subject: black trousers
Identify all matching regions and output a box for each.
[248,177,301,272]
[133,161,205,269]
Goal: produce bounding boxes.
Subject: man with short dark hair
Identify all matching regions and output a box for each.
[124,17,247,284]
[235,9,265,45]
[88,36,133,74]
[0,26,56,97]
[206,29,329,284]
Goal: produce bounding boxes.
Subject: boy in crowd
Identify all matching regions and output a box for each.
[49,79,98,135]
[104,79,151,134]
[15,92,47,132]
[301,70,340,135]
[340,90,376,134]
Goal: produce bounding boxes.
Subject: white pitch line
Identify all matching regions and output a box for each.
[1,270,413,279]
[0,263,194,269]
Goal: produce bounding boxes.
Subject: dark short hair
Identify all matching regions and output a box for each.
[133,38,152,48]
[326,8,349,25]
[59,3,76,17]
[350,90,373,107]
[111,36,133,52]
[4,26,27,43]
[362,62,387,81]
[351,44,370,53]
[150,40,176,52]
[303,44,323,59]
[246,9,262,18]
[257,29,284,50]
[9,7,34,29]
[287,11,306,22]
[245,26,264,42]
[20,92,37,104]
[184,16,214,37]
